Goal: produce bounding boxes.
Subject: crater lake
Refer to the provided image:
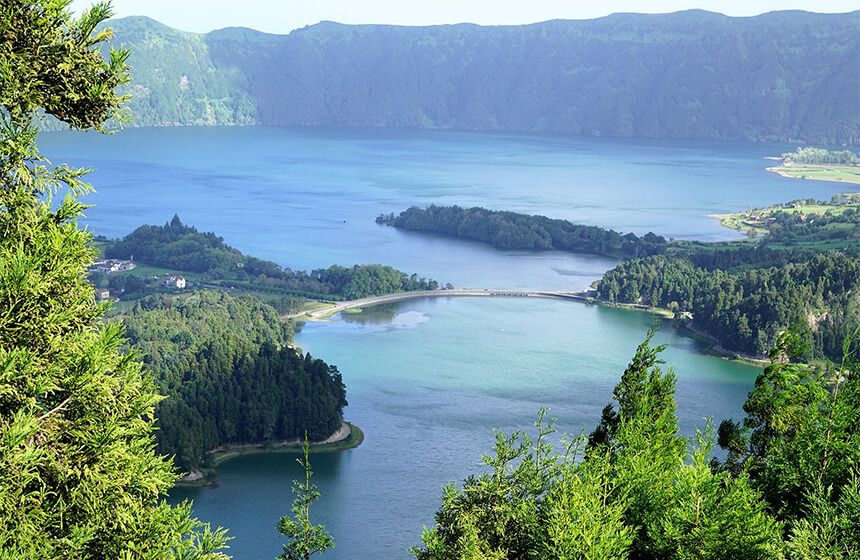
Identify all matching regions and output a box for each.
[41,126,846,559]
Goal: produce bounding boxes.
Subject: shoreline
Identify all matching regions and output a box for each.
[286,288,600,322]
[766,165,860,185]
[678,322,767,366]
[175,421,363,487]
[296,289,763,368]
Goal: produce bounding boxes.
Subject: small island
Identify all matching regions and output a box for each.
[767,147,860,184]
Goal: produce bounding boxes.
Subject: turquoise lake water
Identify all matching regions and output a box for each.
[40,127,846,559]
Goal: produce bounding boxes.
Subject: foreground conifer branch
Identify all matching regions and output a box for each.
[0,1,229,557]
[413,329,860,559]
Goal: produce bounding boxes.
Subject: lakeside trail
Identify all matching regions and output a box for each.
[285,289,595,321]
[684,323,767,365]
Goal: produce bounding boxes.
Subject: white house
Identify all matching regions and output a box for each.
[165,275,186,289]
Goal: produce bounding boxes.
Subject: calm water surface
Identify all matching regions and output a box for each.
[172,298,760,560]
[42,127,845,290]
[39,127,839,559]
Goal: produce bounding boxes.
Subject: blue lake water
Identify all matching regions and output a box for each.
[40,127,844,559]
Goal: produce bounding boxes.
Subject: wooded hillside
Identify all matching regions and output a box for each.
[95,10,860,145]
[121,291,347,471]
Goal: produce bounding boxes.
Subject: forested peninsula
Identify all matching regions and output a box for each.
[377,205,666,258]
[121,291,347,473]
[383,195,860,362]
[101,215,443,300]
[597,197,860,360]
[88,11,860,145]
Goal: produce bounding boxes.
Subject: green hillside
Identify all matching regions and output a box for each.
[91,10,860,145]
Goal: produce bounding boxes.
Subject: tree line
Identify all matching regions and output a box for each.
[413,329,860,558]
[378,205,667,258]
[591,194,860,360]
[597,248,860,360]
[781,147,860,166]
[121,291,347,472]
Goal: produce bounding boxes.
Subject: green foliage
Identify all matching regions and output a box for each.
[380,205,666,258]
[786,474,860,559]
[597,249,860,359]
[105,216,442,300]
[277,438,334,560]
[782,147,860,167]
[0,2,228,557]
[716,328,860,556]
[1,0,130,131]
[122,291,347,471]
[414,339,782,560]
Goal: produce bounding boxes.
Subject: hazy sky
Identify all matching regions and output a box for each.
[69,0,857,34]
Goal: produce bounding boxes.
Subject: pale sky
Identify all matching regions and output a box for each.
[69,0,858,35]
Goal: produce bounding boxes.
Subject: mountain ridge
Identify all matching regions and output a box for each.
[97,11,860,144]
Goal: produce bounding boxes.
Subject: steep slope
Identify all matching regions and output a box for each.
[105,11,860,144]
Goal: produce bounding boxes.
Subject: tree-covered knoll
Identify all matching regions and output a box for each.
[103,214,442,300]
[121,291,347,472]
[0,1,228,557]
[415,329,860,558]
[590,192,860,360]
[378,205,666,258]
[597,249,860,360]
[87,11,860,145]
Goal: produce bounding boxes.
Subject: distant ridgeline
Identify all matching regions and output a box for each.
[103,215,441,300]
[84,10,859,145]
[122,291,347,471]
[377,205,667,258]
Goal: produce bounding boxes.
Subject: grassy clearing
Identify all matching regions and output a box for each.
[769,166,860,184]
[122,264,176,278]
[709,213,768,235]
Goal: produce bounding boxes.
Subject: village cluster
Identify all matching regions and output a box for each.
[89,259,187,302]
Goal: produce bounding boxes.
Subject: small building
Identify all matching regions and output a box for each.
[165,275,186,289]
[94,288,110,301]
[93,259,136,273]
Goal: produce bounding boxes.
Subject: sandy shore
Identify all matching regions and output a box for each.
[177,421,355,483]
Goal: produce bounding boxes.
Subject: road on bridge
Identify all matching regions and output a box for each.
[285,289,595,321]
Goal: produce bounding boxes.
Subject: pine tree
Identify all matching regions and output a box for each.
[277,437,334,560]
[0,1,229,557]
